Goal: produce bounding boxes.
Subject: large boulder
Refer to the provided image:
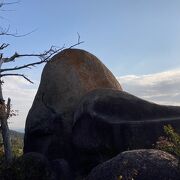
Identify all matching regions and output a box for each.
[24,49,122,160]
[86,149,180,180]
[72,88,180,172]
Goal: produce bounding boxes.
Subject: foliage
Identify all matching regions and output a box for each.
[0,130,26,179]
[0,130,23,162]
[155,125,180,158]
[0,154,55,180]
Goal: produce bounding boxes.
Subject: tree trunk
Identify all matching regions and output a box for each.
[0,81,12,163]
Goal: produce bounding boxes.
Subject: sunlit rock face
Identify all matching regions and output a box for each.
[24,49,122,160]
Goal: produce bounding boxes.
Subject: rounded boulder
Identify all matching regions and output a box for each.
[24,49,122,160]
[86,149,180,180]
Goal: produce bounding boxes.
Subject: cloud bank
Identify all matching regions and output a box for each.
[3,77,38,131]
[2,69,180,131]
[117,69,180,106]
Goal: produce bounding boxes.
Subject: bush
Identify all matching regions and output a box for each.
[0,153,56,180]
[155,125,180,158]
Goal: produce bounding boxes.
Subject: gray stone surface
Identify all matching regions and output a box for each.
[86,149,180,180]
[72,88,180,172]
[24,49,122,160]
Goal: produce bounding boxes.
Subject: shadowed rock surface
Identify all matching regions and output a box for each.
[51,159,73,180]
[72,88,180,172]
[86,149,180,180]
[24,49,122,161]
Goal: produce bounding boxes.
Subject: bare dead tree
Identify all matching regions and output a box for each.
[0,37,83,163]
[0,1,84,163]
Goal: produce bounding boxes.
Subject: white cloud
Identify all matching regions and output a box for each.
[2,77,38,131]
[117,69,180,106]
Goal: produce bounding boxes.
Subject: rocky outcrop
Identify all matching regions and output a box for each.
[23,49,180,179]
[72,88,180,172]
[24,49,122,161]
[86,149,180,180]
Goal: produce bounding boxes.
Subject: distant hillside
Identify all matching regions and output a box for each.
[10,130,24,141]
[0,130,24,157]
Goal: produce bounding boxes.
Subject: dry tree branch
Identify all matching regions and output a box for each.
[0,33,84,83]
[0,24,37,38]
[0,45,65,72]
[2,45,63,63]
[6,97,10,119]
[1,58,50,72]
[0,43,9,50]
[0,26,37,37]
[0,29,37,37]
[77,32,80,43]
[0,73,33,83]
[68,40,84,49]
[0,1,20,8]
[68,32,84,49]
[1,35,84,73]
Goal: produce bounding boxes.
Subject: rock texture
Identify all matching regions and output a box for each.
[51,159,73,180]
[24,49,122,160]
[86,149,180,180]
[72,88,180,172]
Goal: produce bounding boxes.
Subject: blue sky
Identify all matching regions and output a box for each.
[2,0,180,76]
[1,0,180,130]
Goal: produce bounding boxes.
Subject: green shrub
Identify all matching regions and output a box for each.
[0,153,55,180]
[0,130,23,162]
[155,125,180,158]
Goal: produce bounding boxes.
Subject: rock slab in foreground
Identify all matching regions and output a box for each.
[24,49,122,160]
[86,149,180,180]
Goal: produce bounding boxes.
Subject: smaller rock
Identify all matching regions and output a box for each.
[86,149,180,180]
[51,159,73,180]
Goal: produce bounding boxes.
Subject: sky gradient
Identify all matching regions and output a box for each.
[1,0,180,131]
